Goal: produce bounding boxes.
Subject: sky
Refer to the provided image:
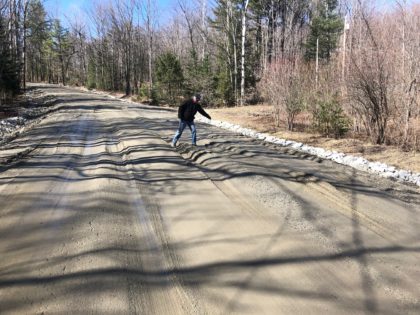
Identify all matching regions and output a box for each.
[44,0,420,29]
[44,0,187,27]
[45,0,171,15]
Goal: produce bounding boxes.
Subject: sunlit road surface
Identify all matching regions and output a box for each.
[0,84,419,314]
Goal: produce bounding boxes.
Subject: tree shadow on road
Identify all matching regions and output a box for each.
[0,93,419,314]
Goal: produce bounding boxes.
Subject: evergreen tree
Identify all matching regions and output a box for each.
[26,0,50,82]
[86,53,97,90]
[305,0,343,61]
[210,0,241,105]
[312,93,350,138]
[184,52,215,101]
[155,52,184,104]
[196,55,215,102]
[184,49,199,93]
[215,62,234,105]
[50,19,75,86]
[0,15,20,103]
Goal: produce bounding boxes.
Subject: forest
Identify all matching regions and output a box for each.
[0,0,419,150]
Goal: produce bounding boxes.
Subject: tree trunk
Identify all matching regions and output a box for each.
[22,0,29,89]
[200,0,207,60]
[240,0,249,106]
[147,0,153,98]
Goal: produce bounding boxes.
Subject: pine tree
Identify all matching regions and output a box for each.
[195,54,215,102]
[155,52,184,104]
[51,19,74,86]
[305,0,343,61]
[0,15,20,104]
[26,0,49,82]
[184,51,215,100]
[210,0,241,105]
[86,53,97,90]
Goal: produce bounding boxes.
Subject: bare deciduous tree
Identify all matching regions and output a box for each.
[260,58,310,131]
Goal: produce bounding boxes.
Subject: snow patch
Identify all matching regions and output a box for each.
[0,116,27,140]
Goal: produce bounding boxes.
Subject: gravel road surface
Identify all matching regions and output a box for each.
[0,84,419,314]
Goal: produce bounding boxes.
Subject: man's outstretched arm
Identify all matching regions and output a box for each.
[197,105,211,120]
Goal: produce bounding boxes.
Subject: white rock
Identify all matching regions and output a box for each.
[397,170,411,180]
[291,142,303,149]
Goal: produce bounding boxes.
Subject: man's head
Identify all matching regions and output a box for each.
[193,93,202,103]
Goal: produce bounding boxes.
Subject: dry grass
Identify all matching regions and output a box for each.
[206,104,420,173]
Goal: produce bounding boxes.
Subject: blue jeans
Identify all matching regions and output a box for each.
[172,120,196,145]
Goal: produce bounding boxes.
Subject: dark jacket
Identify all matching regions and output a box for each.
[178,99,211,122]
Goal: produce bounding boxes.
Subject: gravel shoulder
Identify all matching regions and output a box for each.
[206,105,420,174]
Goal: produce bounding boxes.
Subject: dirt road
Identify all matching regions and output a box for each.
[0,84,419,314]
